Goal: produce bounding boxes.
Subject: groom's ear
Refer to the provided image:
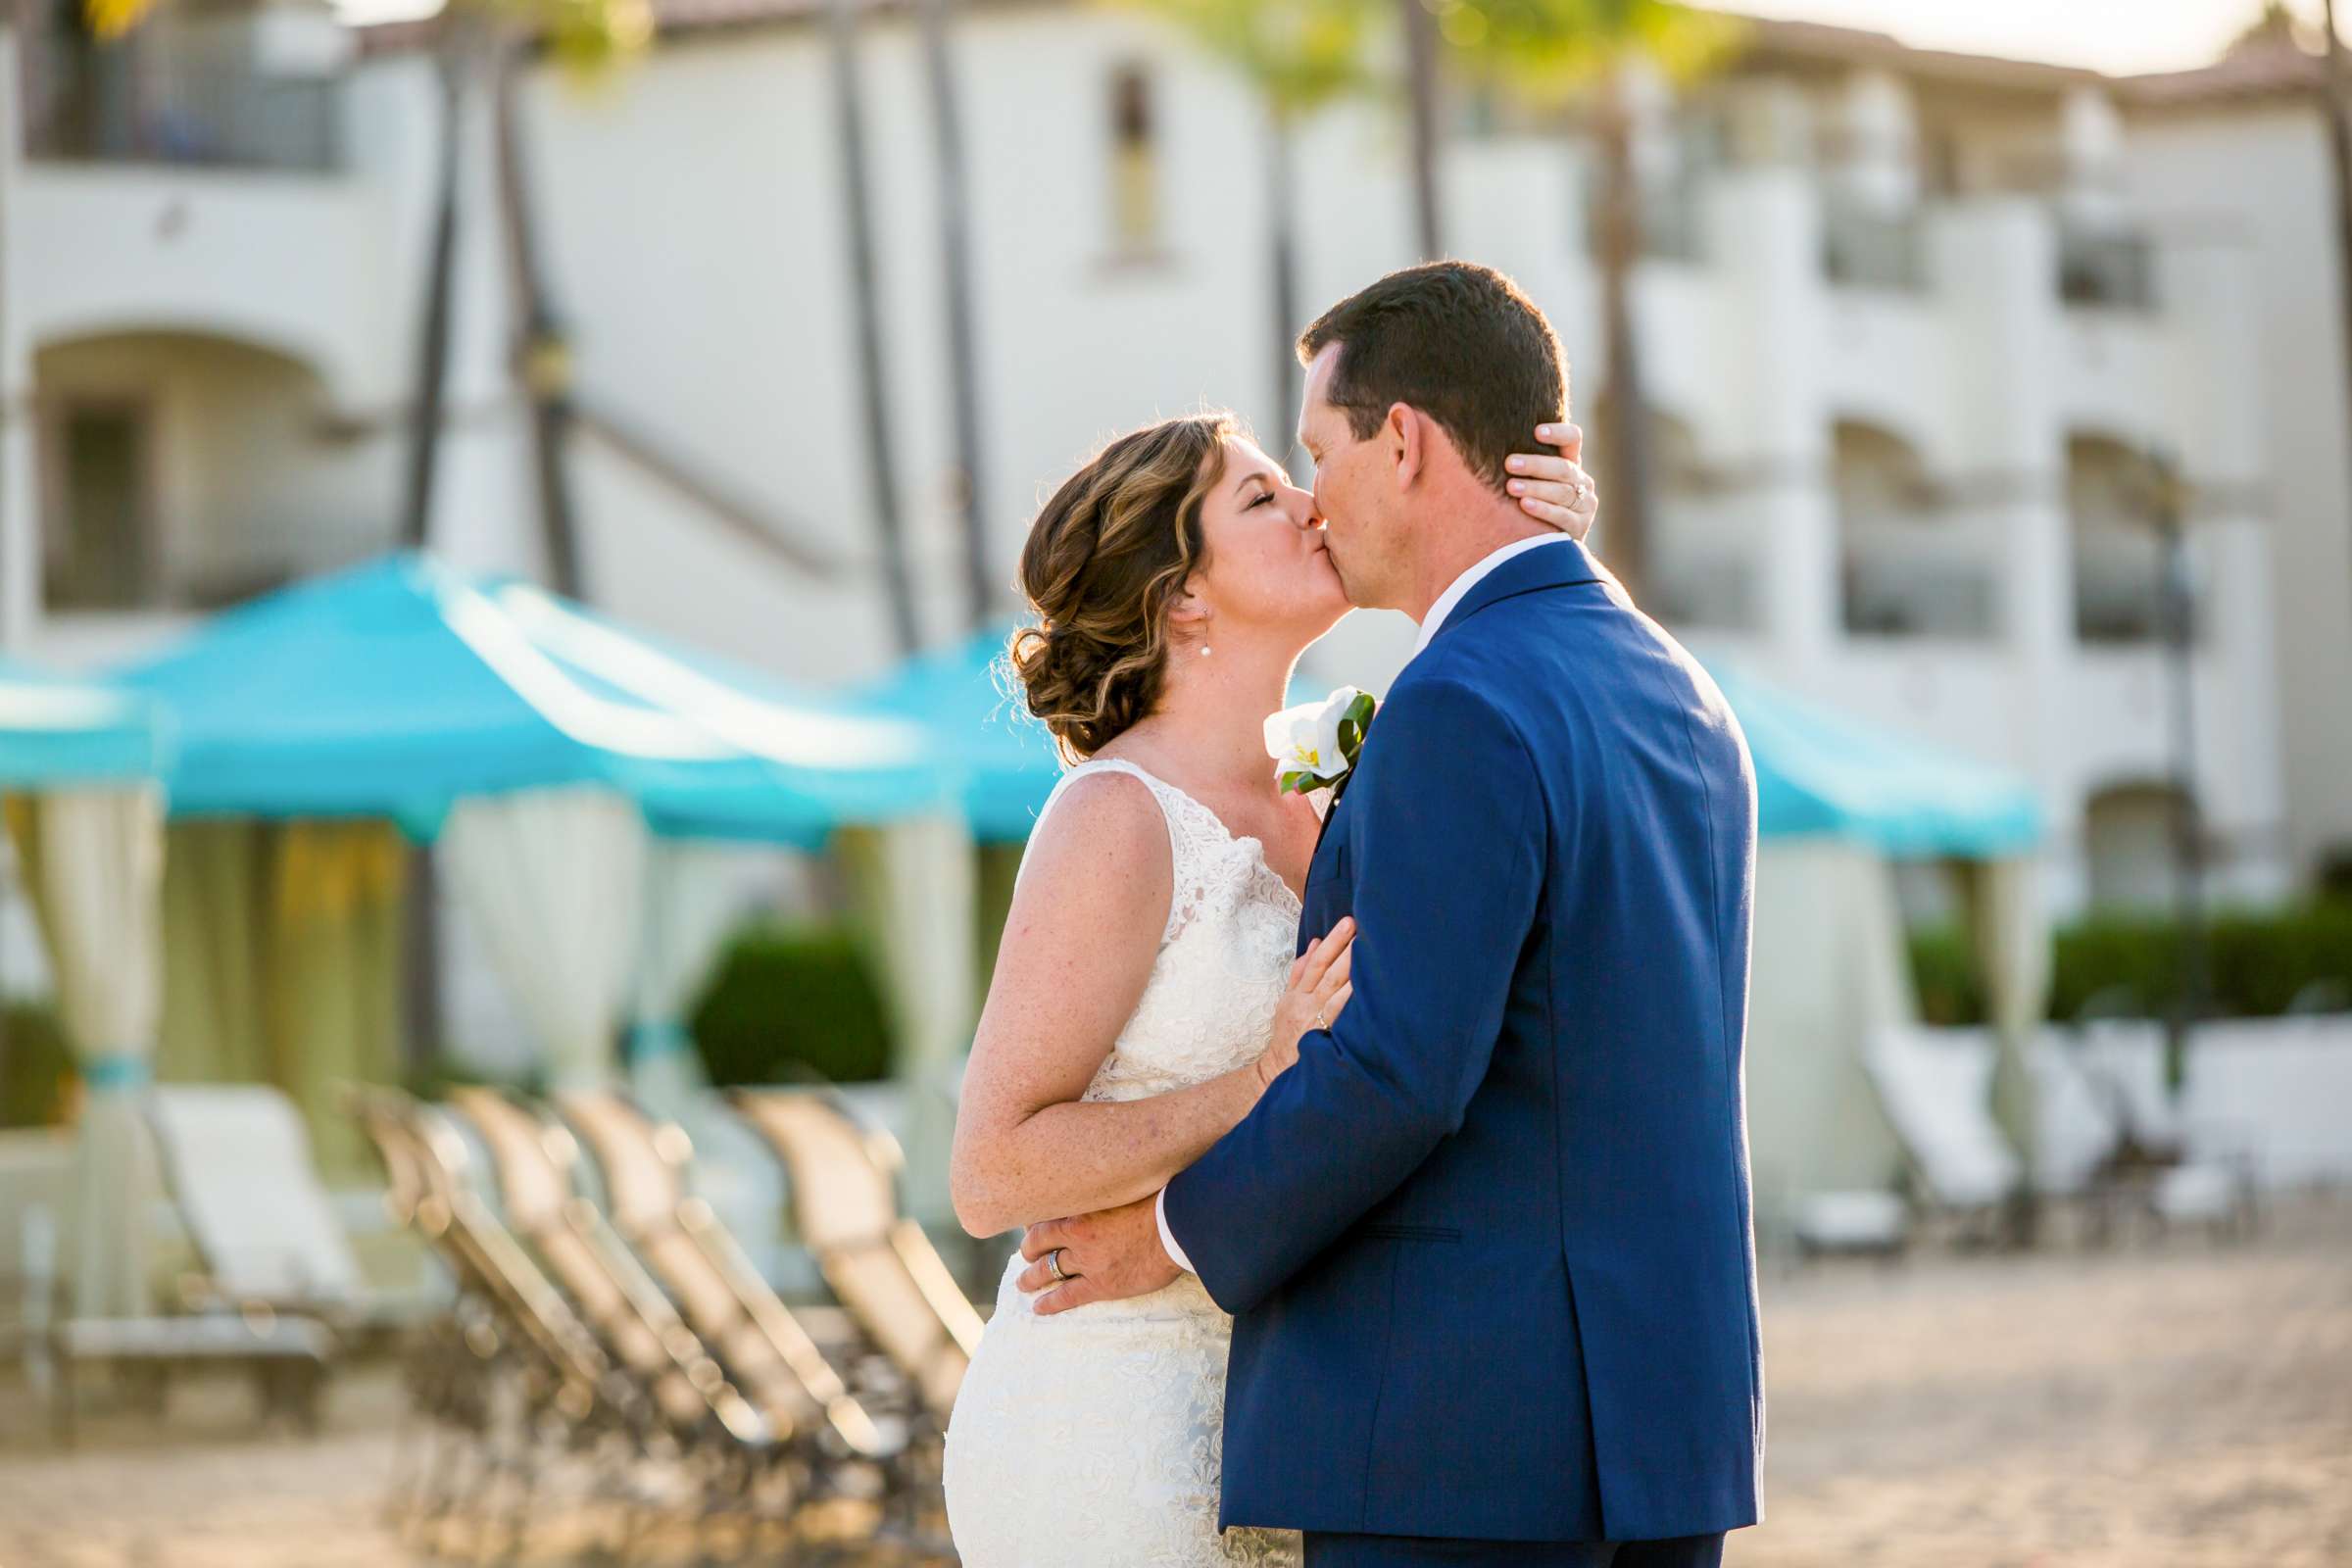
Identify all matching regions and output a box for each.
[1386,402,1424,491]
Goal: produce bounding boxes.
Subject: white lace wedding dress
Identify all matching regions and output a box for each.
[943,759,1305,1568]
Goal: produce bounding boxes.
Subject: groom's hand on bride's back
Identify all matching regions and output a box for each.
[1018,1195,1179,1316]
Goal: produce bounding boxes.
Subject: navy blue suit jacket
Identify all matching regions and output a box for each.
[1162,538,1763,1544]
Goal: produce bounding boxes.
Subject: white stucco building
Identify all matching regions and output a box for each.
[2117,36,2352,905]
[1,1,2337,918]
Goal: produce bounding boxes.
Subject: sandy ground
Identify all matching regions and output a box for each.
[0,1199,2345,1568]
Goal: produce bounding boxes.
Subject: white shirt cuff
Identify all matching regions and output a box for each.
[1154,1188,1196,1274]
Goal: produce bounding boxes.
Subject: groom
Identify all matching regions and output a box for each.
[1020,262,1763,1566]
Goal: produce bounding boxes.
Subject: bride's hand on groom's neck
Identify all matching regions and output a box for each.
[1502,422,1598,540]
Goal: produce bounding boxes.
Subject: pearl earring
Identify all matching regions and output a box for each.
[1199,644,1212,658]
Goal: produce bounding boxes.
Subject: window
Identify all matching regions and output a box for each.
[1835,421,1993,639]
[2058,223,2157,312]
[42,402,155,612]
[2083,783,2191,912]
[1108,65,1161,253]
[2069,434,2178,645]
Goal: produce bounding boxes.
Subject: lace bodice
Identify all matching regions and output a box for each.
[944,758,1305,1567]
[1027,759,1303,1105]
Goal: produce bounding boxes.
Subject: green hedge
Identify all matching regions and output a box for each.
[688,924,896,1087]
[0,999,76,1129]
[1908,900,2352,1026]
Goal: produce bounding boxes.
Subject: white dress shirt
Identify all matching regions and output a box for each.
[1152,530,1579,1276]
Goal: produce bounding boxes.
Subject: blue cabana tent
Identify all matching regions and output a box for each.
[0,657,172,788]
[109,552,951,845]
[855,622,1062,843]
[1709,664,2042,857]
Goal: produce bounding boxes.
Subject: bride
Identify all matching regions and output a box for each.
[941,410,1592,1567]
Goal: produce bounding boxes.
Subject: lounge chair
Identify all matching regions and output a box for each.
[2071,1022,2261,1239]
[556,1088,938,1542]
[146,1084,440,1338]
[18,1200,336,1446]
[555,1089,900,1452]
[1788,1190,1912,1258]
[353,1089,645,1553]
[442,1088,802,1542]
[1863,1026,2025,1245]
[726,1089,982,1426]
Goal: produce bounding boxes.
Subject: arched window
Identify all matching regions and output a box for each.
[34,330,372,612]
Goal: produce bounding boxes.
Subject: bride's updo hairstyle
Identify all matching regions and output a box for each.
[1009,413,1237,763]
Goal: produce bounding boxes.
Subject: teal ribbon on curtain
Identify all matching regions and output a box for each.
[82,1052,151,1091]
[627,1019,694,1063]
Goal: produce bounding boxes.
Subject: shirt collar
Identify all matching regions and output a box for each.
[1408,533,1580,662]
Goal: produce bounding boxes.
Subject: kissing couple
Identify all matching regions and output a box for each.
[941,262,1764,1568]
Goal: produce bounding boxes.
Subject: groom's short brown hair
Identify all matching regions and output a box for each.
[1297,261,1567,496]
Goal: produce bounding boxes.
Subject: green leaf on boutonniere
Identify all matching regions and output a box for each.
[1336,692,1378,765]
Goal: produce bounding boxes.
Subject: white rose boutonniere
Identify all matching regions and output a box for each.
[1264,686,1379,808]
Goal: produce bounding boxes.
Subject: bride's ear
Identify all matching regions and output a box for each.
[1167,578,1211,641]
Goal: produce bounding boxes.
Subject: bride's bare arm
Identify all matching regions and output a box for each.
[950,772,1347,1237]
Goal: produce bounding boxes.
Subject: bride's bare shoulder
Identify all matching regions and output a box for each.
[1012,765,1173,912]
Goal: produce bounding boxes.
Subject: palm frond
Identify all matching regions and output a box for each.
[1112,0,1377,118]
[1442,0,1749,103]
[81,0,157,40]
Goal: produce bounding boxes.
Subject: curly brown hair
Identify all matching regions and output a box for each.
[1007,413,1236,762]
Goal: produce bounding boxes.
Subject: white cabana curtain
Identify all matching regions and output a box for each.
[1741,838,1916,1235]
[4,787,167,1318]
[846,812,976,1226]
[442,787,647,1091]
[1965,854,2053,1181]
[626,838,743,1118]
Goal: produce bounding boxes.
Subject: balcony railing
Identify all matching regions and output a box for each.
[1649,554,1759,632]
[2074,529,2199,645]
[1841,552,1998,639]
[1821,201,1924,292]
[2059,223,2158,313]
[1587,178,1705,266]
[24,55,342,174]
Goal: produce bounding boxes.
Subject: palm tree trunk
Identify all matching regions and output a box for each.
[1400,0,1443,260]
[1266,107,1303,472]
[2325,0,2352,621]
[395,28,478,1084]
[917,0,993,633]
[828,0,921,655]
[399,36,466,554]
[491,41,583,600]
[1594,85,1654,606]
